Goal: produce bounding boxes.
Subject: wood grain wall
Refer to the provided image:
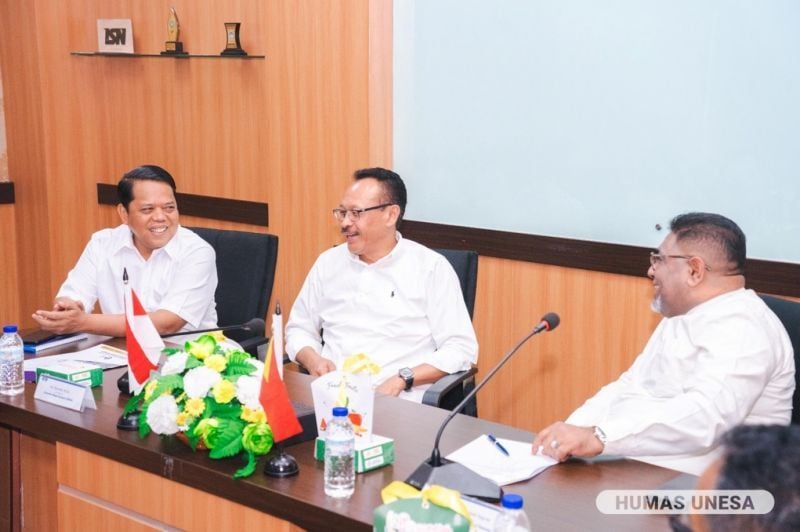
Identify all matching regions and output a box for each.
[0,1,789,435]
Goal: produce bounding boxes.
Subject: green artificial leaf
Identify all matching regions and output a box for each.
[137,403,151,439]
[202,397,215,419]
[163,347,181,356]
[143,374,184,406]
[208,419,245,459]
[183,355,203,370]
[209,401,243,420]
[185,421,201,450]
[122,392,143,416]
[233,450,257,479]
[225,352,256,377]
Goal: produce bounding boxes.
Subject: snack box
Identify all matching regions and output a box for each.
[36,361,103,388]
[314,434,395,473]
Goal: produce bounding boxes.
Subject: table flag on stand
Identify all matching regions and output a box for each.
[259,337,302,442]
[124,269,164,395]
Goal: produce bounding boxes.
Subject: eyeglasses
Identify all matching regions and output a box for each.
[649,251,711,271]
[332,203,393,222]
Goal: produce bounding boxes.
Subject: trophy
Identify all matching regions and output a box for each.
[221,22,247,56]
[161,7,187,55]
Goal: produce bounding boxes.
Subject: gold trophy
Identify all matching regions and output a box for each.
[221,22,247,56]
[161,7,187,55]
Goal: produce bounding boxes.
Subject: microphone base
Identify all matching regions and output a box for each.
[405,457,502,502]
[263,446,299,478]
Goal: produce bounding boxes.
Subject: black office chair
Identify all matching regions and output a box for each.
[759,294,800,424]
[421,249,479,417]
[189,227,279,358]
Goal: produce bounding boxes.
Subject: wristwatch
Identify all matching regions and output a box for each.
[593,426,608,447]
[398,367,414,391]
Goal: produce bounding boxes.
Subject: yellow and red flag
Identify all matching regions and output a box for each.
[259,337,302,442]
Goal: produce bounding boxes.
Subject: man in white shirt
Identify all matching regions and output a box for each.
[32,165,218,337]
[533,212,795,475]
[285,167,478,401]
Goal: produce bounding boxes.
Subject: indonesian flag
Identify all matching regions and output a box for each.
[124,284,164,395]
[259,337,302,442]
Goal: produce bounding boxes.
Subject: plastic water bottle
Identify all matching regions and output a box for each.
[324,406,355,498]
[0,324,25,396]
[493,493,531,531]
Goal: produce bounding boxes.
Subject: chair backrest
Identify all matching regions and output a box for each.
[433,249,478,319]
[188,227,279,326]
[759,294,800,424]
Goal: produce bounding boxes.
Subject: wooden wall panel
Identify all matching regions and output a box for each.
[473,256,661,431]
[0,206,20,324]
[20,435,58,531]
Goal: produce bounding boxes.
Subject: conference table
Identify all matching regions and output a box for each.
[1,335,686,531]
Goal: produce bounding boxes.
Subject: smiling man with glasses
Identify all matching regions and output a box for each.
[285,167,478,401]
[533,212,794,476]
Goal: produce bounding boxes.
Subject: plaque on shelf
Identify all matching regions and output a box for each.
[161,7,187,55]
[221,22,247,56]
[97,19,134,54]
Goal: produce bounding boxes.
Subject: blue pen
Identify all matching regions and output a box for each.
[487,434,510,457]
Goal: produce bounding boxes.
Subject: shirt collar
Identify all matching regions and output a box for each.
[111,224,180,260]
[348,231,403,266]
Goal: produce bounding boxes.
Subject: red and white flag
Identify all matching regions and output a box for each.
[259,337,302,442]
[124,284,164,395]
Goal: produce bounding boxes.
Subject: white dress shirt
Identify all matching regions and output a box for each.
[567,288,795,475]
[57,224,218,332]
[285,234,478,402]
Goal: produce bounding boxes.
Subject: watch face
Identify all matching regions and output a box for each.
[399,368,413,380]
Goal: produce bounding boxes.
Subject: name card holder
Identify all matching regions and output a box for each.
[34,374,97,412]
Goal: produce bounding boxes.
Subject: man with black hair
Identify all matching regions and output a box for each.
[534,212,794,475]
[679,424,800,532]
[33,165,217,336]
[285,167,478,401]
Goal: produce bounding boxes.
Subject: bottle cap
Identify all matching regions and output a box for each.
[3,325,18,334]
[501,493,523,509]
[332,406,348,417]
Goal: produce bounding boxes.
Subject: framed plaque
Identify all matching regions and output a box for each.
[97,19,134,54]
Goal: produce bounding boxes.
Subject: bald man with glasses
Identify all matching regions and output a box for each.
[533,212,794,475]
[285,167,478,401]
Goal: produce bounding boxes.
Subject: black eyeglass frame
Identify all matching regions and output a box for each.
[649,251,712,272]
[332,203,394,222]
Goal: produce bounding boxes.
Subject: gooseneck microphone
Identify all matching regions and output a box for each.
[160,317,265,339]
[406,312,560,502]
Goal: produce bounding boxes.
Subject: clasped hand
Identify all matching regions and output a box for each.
[32,297,87,334]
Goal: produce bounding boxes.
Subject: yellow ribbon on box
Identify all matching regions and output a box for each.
[380,481,472,525]
[341,353,381,375]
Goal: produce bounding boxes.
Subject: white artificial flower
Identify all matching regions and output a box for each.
[160,351,189,376]
[235,375,262,409]
[146,395,179,435]
[183,366,221,398]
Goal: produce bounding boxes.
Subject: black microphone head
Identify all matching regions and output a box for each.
[243,317,266,335]
[540,312,560,331]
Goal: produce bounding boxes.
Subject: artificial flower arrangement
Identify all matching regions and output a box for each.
[122,334,274,478]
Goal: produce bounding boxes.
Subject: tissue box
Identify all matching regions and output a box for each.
[314,434,395,473]
[36,361,103,387]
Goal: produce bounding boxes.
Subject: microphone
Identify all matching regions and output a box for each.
[117,318,267,396]
[406,312,560,502]
[160,317,265,339]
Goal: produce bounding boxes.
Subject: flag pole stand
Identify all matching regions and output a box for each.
[117,410,140,431]
[263,443,299,477]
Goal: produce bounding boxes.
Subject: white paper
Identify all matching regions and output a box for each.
[311,371,374,440]
[34,374,97,412]
[446,435,558,486]
[24,344,128,372]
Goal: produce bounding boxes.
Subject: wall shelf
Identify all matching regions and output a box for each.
[70,51,265,59]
